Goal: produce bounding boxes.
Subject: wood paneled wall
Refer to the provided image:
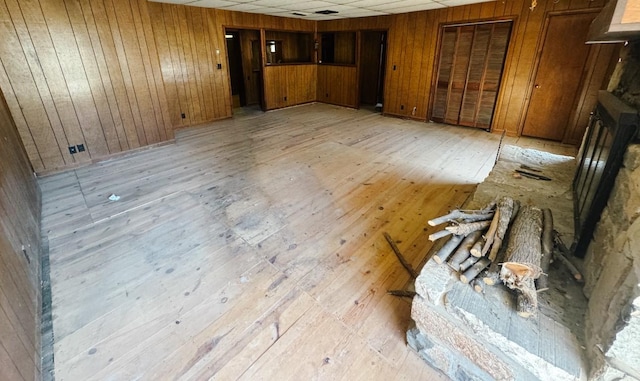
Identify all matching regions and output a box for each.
[317,65,359,108]
[263,64,317,109]
[0,0,314,174]
[149,3,232,128]
[0,85,41,381]
[319,0,614,141]
[0,0,174,173]
[0,0,616,173]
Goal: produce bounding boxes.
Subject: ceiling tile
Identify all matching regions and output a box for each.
[148,0,192,4]
[385,2,445,13]
[291,1,341,10]
[348,0,402,7]
[370,0,438,10]
[303,4,358,13]
[340,9,389,16]
[437,0,493,5]
[186,0,236,7]
[250,0,297,6]
[222,3,266,11]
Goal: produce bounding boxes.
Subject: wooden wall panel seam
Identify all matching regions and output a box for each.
[129,0,167,142]
[78,0,129,151]
[0,61,44,171]
[64,0,120,155]
[4,0,74,166]
[103,0,149,146]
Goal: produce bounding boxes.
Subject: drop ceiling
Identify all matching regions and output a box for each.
[149,0,496,20]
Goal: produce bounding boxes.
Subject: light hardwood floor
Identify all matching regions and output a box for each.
[40,103,574,380]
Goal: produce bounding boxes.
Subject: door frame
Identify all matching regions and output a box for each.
[516,9,600,141]
[427,16,516,127]
[223,27,265,113]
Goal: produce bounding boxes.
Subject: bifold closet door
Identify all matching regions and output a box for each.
[432,21,512,129]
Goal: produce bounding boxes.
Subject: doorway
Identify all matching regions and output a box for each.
[225,29,263,110]
[431,21,512,129]
[521,12,597,141]
[359,31,387,110]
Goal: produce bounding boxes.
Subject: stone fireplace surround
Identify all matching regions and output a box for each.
[408,41,640,380]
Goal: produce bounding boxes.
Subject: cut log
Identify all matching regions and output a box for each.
[470,278,484,293]
[483,269,501,286]
[447,231,482,270]
[428,229,452,242]
[479,198,497,213]
[460,257,491,284]
[428,210,494,226]
[445,220,491,236]
[483,200,520,285]
[432,234,465,265]
[487,197,515,261]
[553,230,583,282]
[516,278,538,318]
[554,251,583,282]
[459,255,479,272]
[383,232,418,279]
[481,209,500,256]
[536,208,554,291]
[500,206,543,290]
[470,236,485,257]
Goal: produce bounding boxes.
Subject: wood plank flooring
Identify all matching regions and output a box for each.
[40,103,573,380]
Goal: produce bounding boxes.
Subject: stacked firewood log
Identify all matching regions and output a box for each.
[428,197,571,318]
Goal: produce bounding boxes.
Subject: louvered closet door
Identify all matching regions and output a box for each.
[432,21,512,129]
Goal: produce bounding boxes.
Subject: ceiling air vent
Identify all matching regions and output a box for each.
[292,12,307,16]
[315,10,338,15]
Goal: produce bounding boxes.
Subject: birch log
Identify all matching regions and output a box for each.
[447,231,483,270]
[432,235,465,265]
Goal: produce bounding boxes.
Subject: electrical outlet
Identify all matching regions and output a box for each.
[400,105,404,110]
[181,113,186,119]
[68,146,77,154]
[217,63,222,69]
[77,144,85,152]
[393,65,397,70]
[284,96,287,101]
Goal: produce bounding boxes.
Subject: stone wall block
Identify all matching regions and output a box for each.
[623,145,640,172]
[586,250,634,353]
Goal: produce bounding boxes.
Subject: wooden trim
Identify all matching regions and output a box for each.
[355,30,361,109]
[487,15,518,133]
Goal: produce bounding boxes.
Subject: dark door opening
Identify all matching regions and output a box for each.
[225,29,263,110]
[359,31,387,111]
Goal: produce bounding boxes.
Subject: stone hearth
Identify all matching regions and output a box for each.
[408,145,588,381]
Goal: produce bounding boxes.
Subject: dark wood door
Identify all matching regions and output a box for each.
[432,21,511,129]
[521,12,596,141]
